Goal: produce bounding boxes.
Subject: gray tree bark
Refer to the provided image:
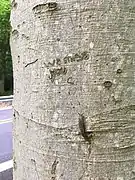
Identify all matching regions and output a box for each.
[10,0,135,180]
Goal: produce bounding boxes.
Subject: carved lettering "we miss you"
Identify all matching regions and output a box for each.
[45,51,90,68]
[45,51,90,83]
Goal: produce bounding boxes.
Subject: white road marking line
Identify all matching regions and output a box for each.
[0,160,13,172]
[0,118,12,122]
[0,95,13,100]
[0,119,12,125]
[0,107,12,111]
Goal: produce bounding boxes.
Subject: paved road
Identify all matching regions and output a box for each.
[0,107,13,179]
[0,121,12,164]
[0,168,12,180]
[0,108,13,121]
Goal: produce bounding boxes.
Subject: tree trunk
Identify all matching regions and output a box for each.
[10,0,135,179]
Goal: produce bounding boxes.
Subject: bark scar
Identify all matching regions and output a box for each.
[11,0,18,9]
[78,113,93,143]
[33,2,58,14]
[25,59,38,68]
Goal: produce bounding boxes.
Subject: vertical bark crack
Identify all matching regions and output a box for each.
[31,159,39,180]
[51,158,59,180]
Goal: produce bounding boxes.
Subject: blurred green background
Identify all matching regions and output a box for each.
[0,0,13,96]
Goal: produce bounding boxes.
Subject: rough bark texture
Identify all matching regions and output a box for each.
[10,0,135,180]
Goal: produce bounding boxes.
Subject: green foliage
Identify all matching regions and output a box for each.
[0,0,10,15]
[0,0,12,84]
